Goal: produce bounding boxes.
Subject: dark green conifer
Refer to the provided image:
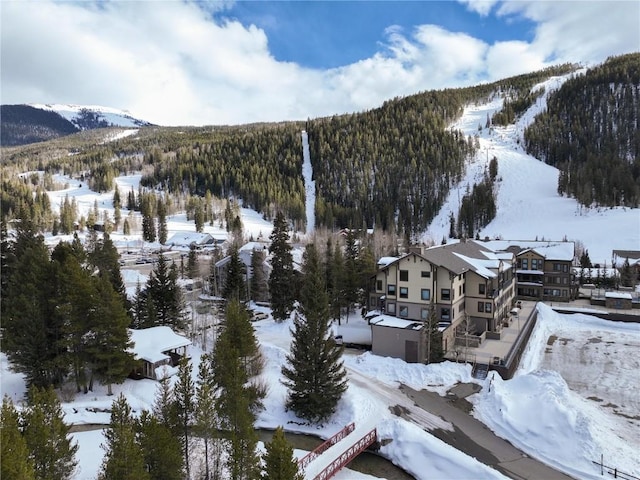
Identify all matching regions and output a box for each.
[23,386,78,480]
[268,212,295,321]
[99,394,150,480]
[282,244,348,423]
[1,396,36,480]
[261,426,303,480]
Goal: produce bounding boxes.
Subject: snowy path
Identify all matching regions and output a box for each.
[301,130,315,234]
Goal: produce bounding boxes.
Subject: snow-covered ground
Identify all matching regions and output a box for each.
[4,73,638,479]
[3,303,638,479]
[472,303,640,479]
[424,72,639,265]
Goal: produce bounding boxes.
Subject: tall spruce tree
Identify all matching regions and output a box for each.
[213,331,261,480]
[173,357,195,479]
[1,396,36,480]
[99,394,150,480]
[223,247,247,301]
[22,386,78,480]
[194,353,223,480]
[136,410,184,480]
[281,244,348,423]
[250,249,269,303]
[268,212,295,322]
[146,254,186,330]
[3,222,65,388]
[85,274,135,394]
[261,426,303,480]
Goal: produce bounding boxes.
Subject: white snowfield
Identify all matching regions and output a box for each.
[425,71,639,265]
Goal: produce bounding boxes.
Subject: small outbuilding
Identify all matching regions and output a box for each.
[129,327,191,380]
[604,291,633,310]
[370,315,424,363]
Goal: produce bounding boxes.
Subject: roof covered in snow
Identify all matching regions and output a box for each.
[477,240,575,261]
[129,327,191,364]
[369,315,423,330]
[166,231,221,246]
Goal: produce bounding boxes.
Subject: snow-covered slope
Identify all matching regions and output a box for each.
[423,73,639,265]
[29,103,153,129]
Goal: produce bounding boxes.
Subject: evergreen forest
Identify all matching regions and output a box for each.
[524,53,640,207]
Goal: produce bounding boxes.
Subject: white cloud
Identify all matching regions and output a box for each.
[458,0,500,17]
[1,1,637,126]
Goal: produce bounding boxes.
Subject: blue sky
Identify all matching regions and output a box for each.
[1,1,638,126]
[223,1,536,69]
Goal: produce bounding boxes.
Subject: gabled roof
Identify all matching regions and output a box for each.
[613,250,640,261]
[477,240,574,261]
[129,327,191,364]
[166,231,215,246]
[421,240,506,276]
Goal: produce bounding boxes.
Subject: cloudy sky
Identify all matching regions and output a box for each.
[1,0,638,126]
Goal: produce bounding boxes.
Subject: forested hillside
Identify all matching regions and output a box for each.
[524,53,640,207]
[1,60,608,240]
[0,105,79,146]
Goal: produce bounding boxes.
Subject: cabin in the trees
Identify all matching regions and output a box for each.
[129,327,191,380]
[166,231,223,250]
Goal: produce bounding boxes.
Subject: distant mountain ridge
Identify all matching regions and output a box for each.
[0,104,154,146]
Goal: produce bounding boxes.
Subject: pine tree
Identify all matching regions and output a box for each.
[187,244,199,279]
[173,357,195,479]
[157,197,168,245]
[23,386,78,480]
[146,254,186,330]
[1,396,36,480]
[214,334,261,480]
[423,301,444,364]
[250,249,269,303]
[261,426,303,480]
[282,244,348,423]
[195,353,223,480]
[343,229,359,317]
[86,275,135,394]
[268,212,295,322]
[224,247,247,301]
[136,411,184,480]
[3,222,66,388]
[99,394,150,480]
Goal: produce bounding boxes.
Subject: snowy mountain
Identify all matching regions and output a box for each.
[29,103,154,130]
[0,103,153,146]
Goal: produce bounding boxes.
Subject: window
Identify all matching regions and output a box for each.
[421,271,431,278]
[399,287,408,298]
[531,259,539,270]
[387,303,396,314]
[479,284,486,295]
[388,284,396,296]
[521,258,528,270]
[441,308,450,320]
[562,264,568,273]
[553,263,561,271]
[399,270,408,282]
[485,302,492,313]
[376,280,382,291]
[459,285,462,296]
[399,306,408,317]
[421,289,431,301]
[421,308,429,320]
[478,301,484,313]
[441,289,450,301]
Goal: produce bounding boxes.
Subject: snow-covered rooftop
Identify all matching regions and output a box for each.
[369,315,423,330]
[129,327,191,364]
